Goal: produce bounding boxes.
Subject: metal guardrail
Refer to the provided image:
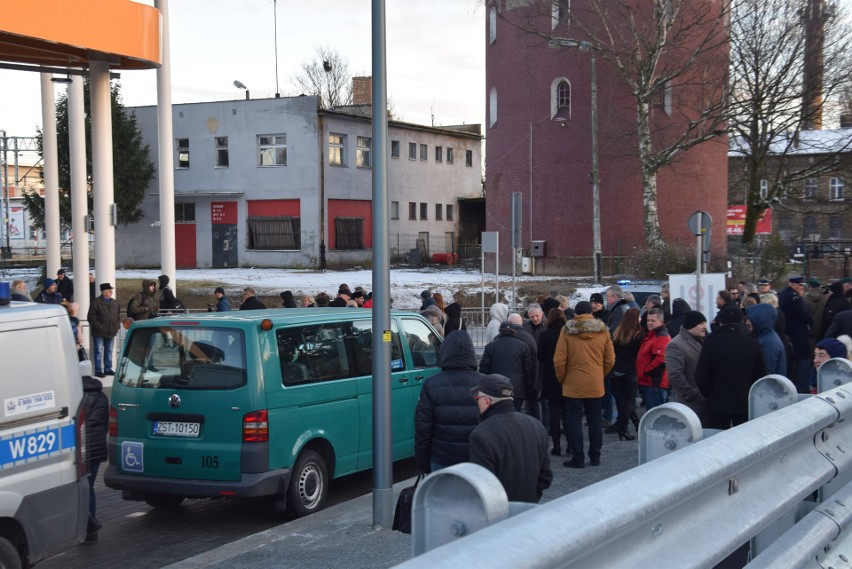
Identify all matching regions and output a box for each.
[394,359,852,569]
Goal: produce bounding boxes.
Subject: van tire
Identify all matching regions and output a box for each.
[0,537,21,569]
[288,450,328,517]
[144,493,185,509]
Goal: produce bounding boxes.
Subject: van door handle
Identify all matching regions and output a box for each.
[413,375,424,381]
[398,377,409,384]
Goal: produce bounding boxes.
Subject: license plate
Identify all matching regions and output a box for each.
[152,421,200,438]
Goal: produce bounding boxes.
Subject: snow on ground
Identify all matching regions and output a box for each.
[115,267,603,309]
[3,266,605,309]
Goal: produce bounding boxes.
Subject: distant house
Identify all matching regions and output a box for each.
[116,95,483,269]
[727,128,852,256]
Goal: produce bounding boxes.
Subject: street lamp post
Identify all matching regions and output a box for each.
[548,38,602,284]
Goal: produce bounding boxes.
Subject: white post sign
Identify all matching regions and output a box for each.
[669,273,726,324]
[481,231,500,321]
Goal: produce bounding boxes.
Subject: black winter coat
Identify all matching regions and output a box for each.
[695,324,766,417]
[414,331,482,472]
[778,286,813,359]
[537,326,563,400]
[83,376,109,464]
[469,400,553,503]
[479,332,535,399]
[88,295,121,339]
[239,296,267,310]
[822,293,851,338]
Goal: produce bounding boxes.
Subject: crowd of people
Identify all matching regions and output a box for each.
[414,276,852,504]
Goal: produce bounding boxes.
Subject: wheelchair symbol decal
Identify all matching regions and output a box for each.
[121,441,144,473]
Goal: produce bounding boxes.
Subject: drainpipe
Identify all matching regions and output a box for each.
[318,109,327,270]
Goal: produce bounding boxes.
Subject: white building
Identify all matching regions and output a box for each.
[116,95,482,269]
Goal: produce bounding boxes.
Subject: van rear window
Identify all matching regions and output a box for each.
[118,327,247,390]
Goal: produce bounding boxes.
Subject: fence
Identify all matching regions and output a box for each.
[394,359,852,569]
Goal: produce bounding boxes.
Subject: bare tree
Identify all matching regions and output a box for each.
[291,46,353,109]
[728,0,852,243]
[499,0,730,248]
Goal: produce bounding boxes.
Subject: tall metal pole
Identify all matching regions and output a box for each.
[590,51,602,284]
[370,0,392,529]
[1,130,8,257]
[156,0,176,295]
[41,73,61,276]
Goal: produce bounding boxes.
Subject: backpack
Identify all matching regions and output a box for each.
[173,298,186,312]
[126,293,143,321]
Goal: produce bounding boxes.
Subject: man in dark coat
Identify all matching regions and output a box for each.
[158,274,178,313]
[696,306,766,429]
[822,282,851,338]
[239,287,267,310]
[778,276,814,393]
[414,331,483,473]
[605,285,631,334]
[35,278,63,304]
[329,284,352,307]
[87,282,121,378]
[825,309,852,339]
[82,371,109,541]
[128,279,158,320]
[479,322,535,412]
[468,374,553,503]
[55,268,74,301]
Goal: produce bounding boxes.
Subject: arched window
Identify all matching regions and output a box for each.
[489,7,497,44]
[550,78,571,119]
[489,87,497,127]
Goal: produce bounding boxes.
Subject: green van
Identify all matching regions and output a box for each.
[103,308,442,516]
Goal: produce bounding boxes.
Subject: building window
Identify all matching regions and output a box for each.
[446,204,454,221]
[420,203,428,220]
[334,217,364,250]
[489,87,497,127]
[329,133,346,166]
[357,137,372,168]
[391,201,399,220]
[489,7,497,44]
[175,203,196,223]
[258,134,287,166]
[803,177,817,199]
[759,179,769,201]
[435,204,443,220]
[829,216,843,239]
[247,216,301,250]
[654,80,673,116]
[803,216,818,238]
[176,138,190,169]
[391,140,400,158]
[551,78,571,119]
[830,177,844,200]
[420,144,428,161]
[447,147,454,164]
[552,0,570,29]
[466,150,473,167]
[215,137,229,168]
[409,142,417,160]
[409,202,417,220]
[435,146,443,162]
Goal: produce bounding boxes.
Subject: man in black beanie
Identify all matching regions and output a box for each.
[696,306,766,429]
[666,310,708,422]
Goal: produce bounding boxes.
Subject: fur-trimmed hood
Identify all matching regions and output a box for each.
[564,313,609,339]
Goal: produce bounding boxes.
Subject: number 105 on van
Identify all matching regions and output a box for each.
[152,421,200,437]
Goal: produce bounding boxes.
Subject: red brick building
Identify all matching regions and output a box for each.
[485,0,729,275]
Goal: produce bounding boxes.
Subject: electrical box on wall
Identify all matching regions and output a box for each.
[531,240,546,258]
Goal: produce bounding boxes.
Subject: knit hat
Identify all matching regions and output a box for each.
[498,321,516,334]
[717,305,743,325]
[590,293,604,304]
[541,297,561,315]
[215,287,225,295]
[816,338,847,359]
[158,274,170,288]
[574,301,593,315]
[683,310,706,330]
[56,268,66,275]
[420,289,432,300]
[43,278,55,288]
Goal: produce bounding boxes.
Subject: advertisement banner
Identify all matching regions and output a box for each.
[726,205,772,236]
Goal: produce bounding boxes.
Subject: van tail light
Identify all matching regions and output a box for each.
[76,404,90,479]
[243,410,269,442]
[109,406,118,437]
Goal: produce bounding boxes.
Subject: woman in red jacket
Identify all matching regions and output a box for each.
[636,308,670,409]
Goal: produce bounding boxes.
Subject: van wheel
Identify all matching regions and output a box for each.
[0,537,21,569]
[144,493,185,509]
[288,450,328,517]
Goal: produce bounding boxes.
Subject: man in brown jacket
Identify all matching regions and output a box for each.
[87,283,121,378]
[553,301,615,468]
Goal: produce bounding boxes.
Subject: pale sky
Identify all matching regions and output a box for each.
[0,0,486,141]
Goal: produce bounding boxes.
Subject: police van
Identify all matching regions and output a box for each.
[0,300,89,568]
[104,308,442,516]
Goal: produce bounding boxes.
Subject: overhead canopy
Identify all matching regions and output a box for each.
[0,0,160,71]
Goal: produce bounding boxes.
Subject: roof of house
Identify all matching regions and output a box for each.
[729,128,852,157]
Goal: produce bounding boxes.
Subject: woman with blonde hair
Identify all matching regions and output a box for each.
[432,292,447,326]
